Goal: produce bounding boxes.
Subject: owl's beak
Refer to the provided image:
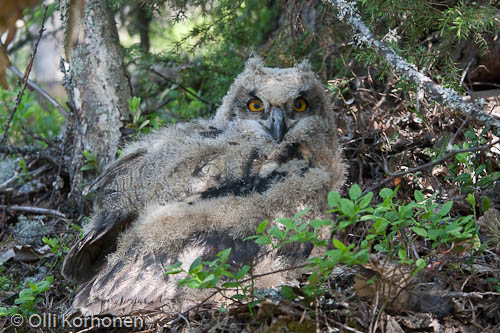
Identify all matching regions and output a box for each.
[271,107,286,142]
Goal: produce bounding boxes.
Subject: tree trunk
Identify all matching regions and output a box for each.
[61,0,131,204]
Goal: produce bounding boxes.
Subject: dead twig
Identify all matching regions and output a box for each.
[325,317,365,333]
[0,204,65,218]
[0,5,49,145]
[22,126,59,148]
[0,145,64,172]
[150,69,216,109]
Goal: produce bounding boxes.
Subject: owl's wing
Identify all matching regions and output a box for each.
[63,131,237,283]
[72,232,261,316]
[86,149,148,195]
[62,210,136,283]
[62,150,148,283]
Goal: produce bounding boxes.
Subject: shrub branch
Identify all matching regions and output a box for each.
[1,5,49,145]
[325,0,500,136]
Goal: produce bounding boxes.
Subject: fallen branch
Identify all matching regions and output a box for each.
[325,0,500,137]
[0,204,65,218]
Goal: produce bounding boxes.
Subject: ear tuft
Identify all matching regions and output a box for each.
[245,56,264,71]
[296,59,312,72]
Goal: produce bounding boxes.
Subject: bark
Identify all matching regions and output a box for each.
[60,0,131,202]
[136,4,151,53]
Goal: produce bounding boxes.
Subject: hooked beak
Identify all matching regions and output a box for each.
[270,107,286,142]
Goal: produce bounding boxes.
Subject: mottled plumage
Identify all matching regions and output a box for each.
[63,58,345,316]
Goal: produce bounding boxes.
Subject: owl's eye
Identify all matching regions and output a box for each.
[293,98,308,112]
[247,98,264,112]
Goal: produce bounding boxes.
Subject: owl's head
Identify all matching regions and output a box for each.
[215,57,333,143]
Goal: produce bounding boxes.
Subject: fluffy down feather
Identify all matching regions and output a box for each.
[63,58,345,316]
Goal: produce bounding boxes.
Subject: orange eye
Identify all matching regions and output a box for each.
[293,98,308,112]
[247,98,264,112]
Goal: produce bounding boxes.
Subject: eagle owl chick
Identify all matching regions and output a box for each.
[63,58,345,316]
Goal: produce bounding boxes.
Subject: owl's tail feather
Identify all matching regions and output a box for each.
[62,211,135,284]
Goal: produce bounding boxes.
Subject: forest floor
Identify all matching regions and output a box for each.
[1,72,500,332]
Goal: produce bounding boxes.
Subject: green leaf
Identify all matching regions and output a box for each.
[439,201,453,216]
[280,285,295,299]
[456,173,471,182]
[412,226,428,237]
[327,191,341,207]
[222,282,239,288]
[332,238,346,250]
[231,294,245,300]
[415,258,426,270]
[269,227,285,240]
[277,218,296,231]
[165,269,183,275]
[339,220,354,229]
[466,193,476,207]
[349,184,362,200]
[340,198,356,217]
[293,207,311,220]
[310,219,331,229]
[379,188,393,199]
[217,248,231,263]
[400,205,413,218]
[201,273,215,284]
[398,249,407,260]
[481,196,491,212]
[236,265,251,280]
[254,237,272,245]
[257,220,268,233]
[180,278,202,289]
[325,249,342,264]
[128,96,141,113]
[414,190,424,203]
[359,192,373,209]
[455,152,468,163]
[18,290,35,302]
[354,250,370,264]
[288,234,303,242]
[188,257,203,274]
[80,164,96,172]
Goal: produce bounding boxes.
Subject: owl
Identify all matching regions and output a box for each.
[62,57,345,316]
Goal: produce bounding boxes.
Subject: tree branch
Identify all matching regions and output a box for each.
[325,0,500,137]
[0,204,65,218]
[150,69,217,109]
[8,65,70,119]
[1,5,49,145]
